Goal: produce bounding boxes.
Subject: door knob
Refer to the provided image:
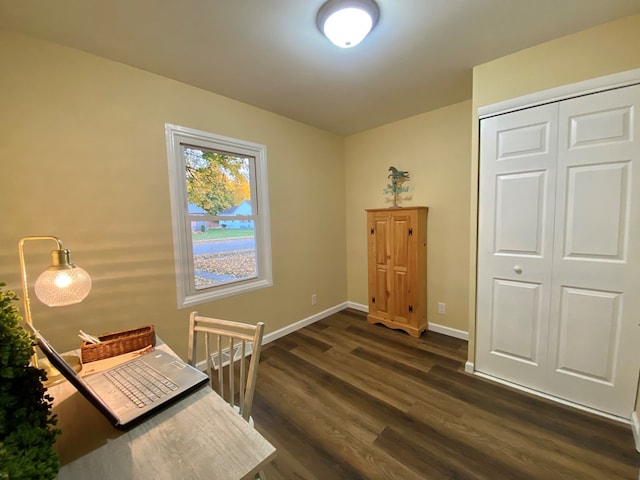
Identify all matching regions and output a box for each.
[513,265,523,274]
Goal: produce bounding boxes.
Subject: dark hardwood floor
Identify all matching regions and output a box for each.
[251,309,639,480]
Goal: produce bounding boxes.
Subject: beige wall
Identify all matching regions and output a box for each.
[469,15,640,415]
[0,31,347,357]
[345,100,472,332]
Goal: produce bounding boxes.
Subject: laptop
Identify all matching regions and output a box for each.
[29,324,209,430]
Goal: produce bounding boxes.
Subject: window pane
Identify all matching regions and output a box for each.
[183,147,252,215]
[184,147,257,290]
[191,224,257,289]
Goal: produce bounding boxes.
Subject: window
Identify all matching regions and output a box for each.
[165,124,272,307]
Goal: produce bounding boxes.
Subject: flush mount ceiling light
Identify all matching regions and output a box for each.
[317,0,380,48]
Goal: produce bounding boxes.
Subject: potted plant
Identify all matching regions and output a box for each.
[0,283,60,480]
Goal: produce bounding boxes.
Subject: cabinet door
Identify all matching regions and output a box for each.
[389,211,415,327]
[368,212,391,320]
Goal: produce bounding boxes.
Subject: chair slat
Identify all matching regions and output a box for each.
[216,334,223,399]
[239,340,246,411]
[229,336,235,409]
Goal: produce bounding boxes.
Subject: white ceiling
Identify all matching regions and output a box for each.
[2,0,640,135]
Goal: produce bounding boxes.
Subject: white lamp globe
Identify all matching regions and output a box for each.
[323,8,373,48]
[317,0,379,48]
[35,264,92,307]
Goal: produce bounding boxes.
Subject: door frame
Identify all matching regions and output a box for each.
[478,68,640,120]
[473,67,640,426]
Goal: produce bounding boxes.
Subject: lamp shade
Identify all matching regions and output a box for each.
[34,262,92,307]
[317,0,379,48]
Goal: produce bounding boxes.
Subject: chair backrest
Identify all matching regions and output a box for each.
[187,312,265,422]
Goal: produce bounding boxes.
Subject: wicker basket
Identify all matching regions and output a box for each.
[80,325,156,363]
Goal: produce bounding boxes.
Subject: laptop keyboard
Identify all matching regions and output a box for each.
[104,359,179,408]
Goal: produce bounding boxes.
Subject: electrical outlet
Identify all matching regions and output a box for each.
[437,302,446,315]
[311,293,317,306]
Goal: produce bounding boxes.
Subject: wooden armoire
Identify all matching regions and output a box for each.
[366,207,428,337]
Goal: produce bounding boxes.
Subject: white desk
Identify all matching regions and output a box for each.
[48,343,276,480]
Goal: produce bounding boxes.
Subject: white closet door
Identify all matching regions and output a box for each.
[546,84,640,417]
[476,103,558,390]
[478,83,640,419]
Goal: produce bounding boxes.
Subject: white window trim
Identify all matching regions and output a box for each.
[165,123,272,308]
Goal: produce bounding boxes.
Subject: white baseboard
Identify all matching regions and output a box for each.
[632,411,640,452]
[195,302,348,371]
[464,361,474,373]
[343,302,470,341]
[262,302,350,345]
[346,301,368,312]
[428,322,469,341]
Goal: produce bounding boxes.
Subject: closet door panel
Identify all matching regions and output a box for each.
[476,103,558,388]
[495,171,547,255]
[490,279,542,364]
[547,84,640,417]
[563,162,629,260]
[555,287,621,382]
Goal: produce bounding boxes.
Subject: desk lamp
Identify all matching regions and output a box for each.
[19,236,91,384]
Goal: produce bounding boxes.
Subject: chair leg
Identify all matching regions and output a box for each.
[256,469,267,480]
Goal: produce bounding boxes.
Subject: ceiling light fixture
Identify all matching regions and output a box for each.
[317,0,380,49]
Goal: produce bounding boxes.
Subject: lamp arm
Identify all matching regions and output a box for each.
[18,236,64,368]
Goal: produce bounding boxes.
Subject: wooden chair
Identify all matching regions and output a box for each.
[188,312,268,479]
[187,312,265,424]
